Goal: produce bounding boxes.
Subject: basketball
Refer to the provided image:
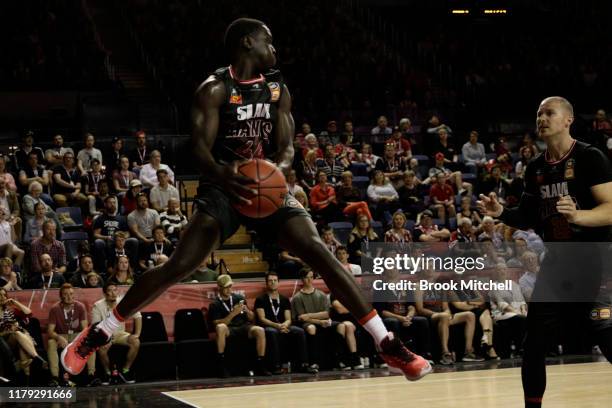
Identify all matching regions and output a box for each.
[232,159,288,218]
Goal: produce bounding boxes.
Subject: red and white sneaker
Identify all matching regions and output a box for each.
[61,323,111,375]
[379,334,432,381]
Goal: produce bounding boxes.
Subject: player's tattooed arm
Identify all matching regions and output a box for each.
[274,84,295,174]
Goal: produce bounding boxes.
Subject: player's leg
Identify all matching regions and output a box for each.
[62,211,222,375]
[521,301,561,408]
[277,215,431,380]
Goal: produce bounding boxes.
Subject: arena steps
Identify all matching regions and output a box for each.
[213,248,269,276]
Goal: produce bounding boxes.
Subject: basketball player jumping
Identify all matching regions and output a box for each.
[478,96,612,408]
[62,18,431,380]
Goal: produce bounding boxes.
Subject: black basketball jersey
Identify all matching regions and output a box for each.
[211,66,284,164]
[523,140,612,241]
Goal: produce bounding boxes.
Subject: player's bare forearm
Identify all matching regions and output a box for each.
[574,203,612,227]
[274,85,295,173]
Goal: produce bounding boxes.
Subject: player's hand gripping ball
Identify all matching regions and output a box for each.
[232,159,288,218]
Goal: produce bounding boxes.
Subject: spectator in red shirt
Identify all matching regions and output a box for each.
[386,126,412,160]
[429,173,456,224]
[309,170,338,223]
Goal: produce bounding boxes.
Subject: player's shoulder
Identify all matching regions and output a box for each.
[263,68,283,82]
[574,140,607,160]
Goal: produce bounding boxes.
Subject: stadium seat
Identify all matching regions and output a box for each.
[349,162,368,176]
[405,219,415,231]
[174,309,209,342]
[175,309,217,379]
[56,207,83,231]
[329,221,353,245]
[485,153,497,161]
[462,173,477,181]
[61,232,89,264]
[352,176,370,199]
[371,220,384,238]
[448,217,457,230]
[133,312,176,381]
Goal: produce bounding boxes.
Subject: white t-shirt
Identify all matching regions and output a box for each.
[91,297,141,335]
[139,164,175,188]
[149,184,180,210]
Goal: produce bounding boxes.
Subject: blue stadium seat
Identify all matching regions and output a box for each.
[61,231,89,263]
[353,176,370,199]
[329,221,353,245]
[485,153,497,161]
[56,207,83,231]
[371,220,384,238]
[449,217,458,230]
[349,162,368,177]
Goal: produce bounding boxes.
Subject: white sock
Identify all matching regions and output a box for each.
[362,313,389,346]
[97,312,122,337]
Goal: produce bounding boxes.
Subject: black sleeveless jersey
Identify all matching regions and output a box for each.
[522,140,612,241]
[211,66,284,164]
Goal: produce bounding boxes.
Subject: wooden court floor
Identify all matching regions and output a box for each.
[164,362,612,408]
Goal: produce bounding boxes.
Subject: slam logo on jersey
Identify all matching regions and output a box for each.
[237,103,271,121]
[540,182,569,199]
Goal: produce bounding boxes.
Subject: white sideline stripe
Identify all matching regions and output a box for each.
[161,391,201,408]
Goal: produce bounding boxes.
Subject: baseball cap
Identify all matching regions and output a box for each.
[422,209,434,218]
[217,274,233,288]
[130,179,142,188]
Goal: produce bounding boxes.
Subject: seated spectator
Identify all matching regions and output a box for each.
[295,123,311,148]
[0,257,20,291]
[47,283,96,386]
[290,268,334,372]
[76,133,103,173]
[0,177,22,241]
[107,255,135,286]
[374,266,431,360]
[376,144,406,188]
[347,214,380,265]
[302,133,323,159]
[506,237,529,267]
[255,271,313,374]
[327,293,364,370]
[286,169,304,196]
[413,210,451,242]
[30,220,66,274]
[384,211,413,251]
[24,202,49,244]
[494,136,510,157]
[139,150,174,188]
[21,181,59,226]
[160,198,187,243]
[367,170,400,224]
[518,251,539,302]
[122,179,142,215]
[128,130,150,174]
[426,115,452,138]
[14,132,45,172]
[93,195,138,273]
[82,158,107,216]
[319,120,340,146]
[0,156,17,193]
[320,225,341,254]
[28,253,66,289]
[336,171,372,221]
[139,226,174,271]
[45,134,74,167]
[105,137,124,179]
[427,153,472,195]
[371,115,392,142]
[355,143,380,175]
[180,259,218,283]
[309,170,338,223]
[293,190,310,213]
[112,156,137,198]
[449,287,499,360]
[480,166,511,207]
[316,145,345,184]
[105,232,139,276]
[386,126,412,160]
[0,207,24,268]
[93,283,141,384]
[415,266,481,364]
[461,131,487,173]
[149,169,179,212]
[69,255,100,288]
[66,241,90,277]
[449,218,479,258]
[127,193,160,244]
[210,274,271,377]
[335,246,362,275]
[429,128,458,165]
[52,152,87,208]
[429,172,456,224]
[456,195,482,228]
[18,151,50,198]
[397,171,426,219]
[334,133,357,167]
[298,150,319,192]
[489,264,527,357]
[520,132,540,157]
[0,287,47,381]
[277,249,305,279]
[515,146,534,179]
[85,272,103,288]
[478,216,511,259]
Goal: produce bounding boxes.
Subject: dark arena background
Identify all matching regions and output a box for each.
[0,0,611,407]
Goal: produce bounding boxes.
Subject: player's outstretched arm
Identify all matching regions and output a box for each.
[274,84,295,174]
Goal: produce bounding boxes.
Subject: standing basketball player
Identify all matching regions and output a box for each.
[62,18,431,380]
[478,96,612,408]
